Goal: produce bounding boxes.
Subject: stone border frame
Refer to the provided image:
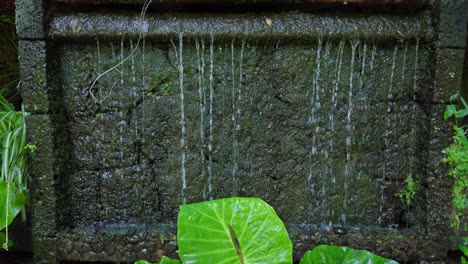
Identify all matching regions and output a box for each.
[16,0,468,263]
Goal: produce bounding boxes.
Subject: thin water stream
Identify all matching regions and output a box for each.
[177,33,187,205]
[342,40,359,225]
[208,34,214,200]
[196,39,207,199]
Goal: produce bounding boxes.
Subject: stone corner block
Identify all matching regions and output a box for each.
[19,40,49,114]
[433,49,465,102]
[436,0,468,48]
[16,0,45,39]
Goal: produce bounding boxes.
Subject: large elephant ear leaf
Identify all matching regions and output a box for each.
[299,245,398,264]
[177,197,293,264]
[0,179,27,231]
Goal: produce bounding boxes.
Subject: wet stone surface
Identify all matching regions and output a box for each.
[57,38,431,230]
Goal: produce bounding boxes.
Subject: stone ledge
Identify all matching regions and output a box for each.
[54,224,443,262]
[49,12,432,42]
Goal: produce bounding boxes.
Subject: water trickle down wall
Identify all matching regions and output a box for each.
[16,0,468,263]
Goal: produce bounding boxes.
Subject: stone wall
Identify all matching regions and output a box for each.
[16,0,468,263]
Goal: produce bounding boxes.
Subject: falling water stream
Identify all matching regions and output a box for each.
[231,41,238,196]
[342,40,359,225]
[119,37,125,163]
[321,41,331,227]
[176,33,187,205]
[379,46,398,225]
[208,34,214,200]
[356,42,367,183]
[307,37,322,204]
[196,39,207,199]
[329,40,344,224]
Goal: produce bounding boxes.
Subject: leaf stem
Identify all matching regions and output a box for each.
[228,224,244,264]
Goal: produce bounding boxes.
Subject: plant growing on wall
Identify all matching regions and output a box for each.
[442,94,468,229]
[395,175,417,206]
[136,197,397,264]
[459,238,468,264]
[0,94,29,250]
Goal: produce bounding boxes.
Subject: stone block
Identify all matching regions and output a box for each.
[32,237,58,264]
[433,49,465,102]
[16,0,45,39]
[426,104,454,242]
[19,41,48,113]
[436,0,468,48]
[26,115,57,237]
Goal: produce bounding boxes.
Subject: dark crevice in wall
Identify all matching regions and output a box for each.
[462,22,468,98]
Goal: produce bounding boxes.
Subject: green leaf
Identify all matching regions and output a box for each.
[158,257,181,264]
[455,109,468,118]
[135,257,181,264]
[445,105,457,120]
[178,197,293,264]
[463,256,468,264]
[450,93,460,102]
[299,245,398,264]
[459,245,468,256]
[461,97,468,109]
[0,180,27,230]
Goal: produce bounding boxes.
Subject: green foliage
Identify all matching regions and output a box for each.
[178,197,292,264]
[137,198,396,264]
[0,16,14,25]
[159,83,172,96]
[459,238,468,264]
[299,245,398,264]
[442,94,468,229]
[395,175,417,206]
[0,16,19,102]
[0,94,29,250]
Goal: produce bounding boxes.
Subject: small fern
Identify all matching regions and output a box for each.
[442,94,468,229]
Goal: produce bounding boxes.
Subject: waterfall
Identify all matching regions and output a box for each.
[208,34,215,200]
[343,40,359,225]
[231,40,238,196]
[120,36,124,85]
[196,39,207,200]
[329,40,344,224]
[307,37,323,190]
[175,33,187,205]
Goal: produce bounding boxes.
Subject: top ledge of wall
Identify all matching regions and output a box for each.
[49,12,432,43]
[48,0,431,13]
[49,0,430,7]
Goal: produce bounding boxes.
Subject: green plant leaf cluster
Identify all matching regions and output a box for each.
[136,198,397,264]
[442,95,468,229]
[0,16,19,102]
[459,237,468,264]
[395,175,417,206]
[299,245,397,264]
[0,94,29,250]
